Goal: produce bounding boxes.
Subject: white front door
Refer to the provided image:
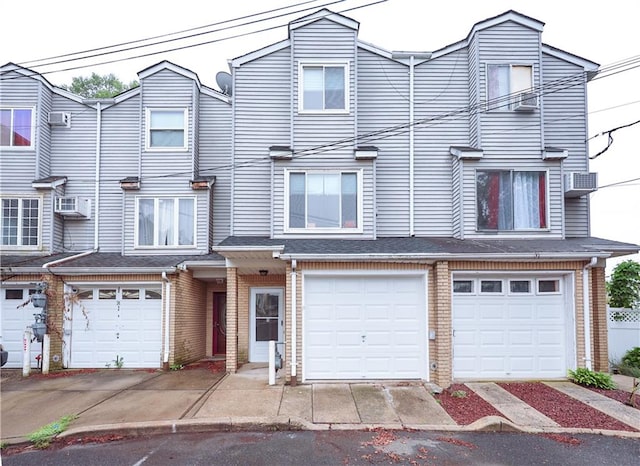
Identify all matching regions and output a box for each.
[249,288,283,362]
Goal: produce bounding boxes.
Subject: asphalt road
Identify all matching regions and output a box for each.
[3,430,640,465]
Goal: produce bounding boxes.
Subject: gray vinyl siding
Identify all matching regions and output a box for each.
[50,95,97,251]
[413,49,469,236]
[542,53,590,237]
[99,97,140,252]
[272,158,374,238]
[476,21,542,156]
[198,94,232,245]
[468,37,480,147]
[233,47,291,236]
[452,158,462,238]
[292,19,356,156]
[357,48,410,236]
[460,158,563,238]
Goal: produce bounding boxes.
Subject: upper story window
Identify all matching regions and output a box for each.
[476,170,547,231]
[299,63,348,113]
[136,197,195,248]
[0,108,34,148]
[1,197,40,247]
[287,170,361,232]
[487,64,535,110]
[145,108,187,151]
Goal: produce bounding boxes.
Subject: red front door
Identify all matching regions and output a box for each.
[212,292,227,355]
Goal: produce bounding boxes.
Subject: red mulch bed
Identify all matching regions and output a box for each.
[499,382,637,431]
[29,368,98,379]
[434,384,504,425]
[587,387,639,409]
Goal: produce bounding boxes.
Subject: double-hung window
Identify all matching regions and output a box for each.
[476,170,547,231]
[487,64,535,110]
[145,108,187,150]
[136,197,195,247]
[1,198,40,247]
[0,108,34,148]
[300,63,348,112]
[287,171,360,232]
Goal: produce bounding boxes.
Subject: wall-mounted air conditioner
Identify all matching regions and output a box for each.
[564,172,598,198]
[512,92,539,111]
[48,112,71,127]
[54,197,90,218]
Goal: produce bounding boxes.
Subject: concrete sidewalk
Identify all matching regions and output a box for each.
[1,364,638,446]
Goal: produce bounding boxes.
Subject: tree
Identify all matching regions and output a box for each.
[607,259,640,309]
[59,73,138,98]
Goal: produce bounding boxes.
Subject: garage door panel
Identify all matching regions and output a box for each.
[453,275,569,379]
[305,275,427,380]
[1,288,46,368]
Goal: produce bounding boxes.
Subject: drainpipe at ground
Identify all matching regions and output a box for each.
[162,271,171,370]
[291,259,297,386]
[583,257,598,370]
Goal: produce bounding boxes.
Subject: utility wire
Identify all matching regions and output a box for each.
[589,118,640,159]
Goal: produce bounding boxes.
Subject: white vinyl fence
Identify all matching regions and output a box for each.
[608,307,640,362]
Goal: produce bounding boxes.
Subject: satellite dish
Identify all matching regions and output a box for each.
[216,71,233,96]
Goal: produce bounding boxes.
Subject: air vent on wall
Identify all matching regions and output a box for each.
[48,112,71,127]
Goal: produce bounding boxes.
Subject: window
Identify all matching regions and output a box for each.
[146,109,187,150]
[1,198,40,247]
[0,108,33,147]
[287,171,360,231]
[300,64,347,112]
[480,280,503,293]
[487,64,534,110]
[453,280,474,294]
[476,171,547,231]
[538,279,560,294]
[5,289,24,300]
[136,197,195,247]
[510,280,531,293]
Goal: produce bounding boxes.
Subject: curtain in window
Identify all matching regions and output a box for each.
[513,172,546,229]
[341,173,357,228]
[138,199,154,246]
[150,111,184,147]
[324,67,345,110]
[158,199,174,245]
[303,67,323,110]
[13,109,32,146]
[178,198,194,245]
[308,173,340,227]
[487,65,509,109]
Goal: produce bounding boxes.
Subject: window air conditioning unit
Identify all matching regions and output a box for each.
[512,92,539,111]
[54,197,90,218]
[48,112,71,127]
[564,172,598,198]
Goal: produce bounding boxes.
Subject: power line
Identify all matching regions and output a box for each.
[589,118,640,159]
[598,177,640,190]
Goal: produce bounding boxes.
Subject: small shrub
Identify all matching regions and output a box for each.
[451,390,467,398]
[170,363,184,371]
[622,347,640,369]
[28,415,77,448]
[568,368,616,390]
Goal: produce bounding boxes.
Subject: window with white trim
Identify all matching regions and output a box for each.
[136,197,195,247]
[0,108,34,147]
[299,64,348,112]
[487,64,534,110]
[476,170,547,231]
[145,108,187,150]
[287,171,360,231]
[1,198,40,247]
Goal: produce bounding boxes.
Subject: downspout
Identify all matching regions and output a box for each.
[162,271,171,369]
[583,257,597,370]
[409,55,415,236]
[94,102,102,249]
[291,259,297,386]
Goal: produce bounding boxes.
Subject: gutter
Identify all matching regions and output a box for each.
[583,256,598,370]
[162,271,171,368]
[41,249,97,269]
[276,251,612,262]
[40,266,178,275]
[290,259,298,386]
[94,102,103,249]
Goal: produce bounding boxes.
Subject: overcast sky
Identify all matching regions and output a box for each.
[2,0,638,273]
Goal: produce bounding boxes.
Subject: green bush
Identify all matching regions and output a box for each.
[622,347,640,368]
[568,368,616,389]
[27,415,76,449]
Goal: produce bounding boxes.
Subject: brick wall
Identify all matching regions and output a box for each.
[590,267,609,371]
[172,270,207,366]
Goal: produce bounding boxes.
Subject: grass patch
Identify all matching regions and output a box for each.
[28,415,77,448]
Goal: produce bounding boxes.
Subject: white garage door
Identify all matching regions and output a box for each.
[1,286,42,368]
[304,274,427,380]
[68,286,162,368]
[453,276,571,379]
